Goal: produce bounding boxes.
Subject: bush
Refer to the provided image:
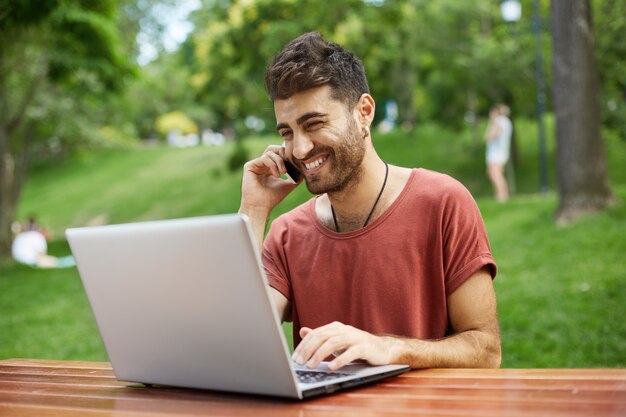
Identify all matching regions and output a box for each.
[227,140,249,172]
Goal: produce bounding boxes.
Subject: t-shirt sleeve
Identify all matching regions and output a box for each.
[440,180,497,295]
[262,219,292,301]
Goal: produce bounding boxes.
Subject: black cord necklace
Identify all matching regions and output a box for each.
[331,161,389,233]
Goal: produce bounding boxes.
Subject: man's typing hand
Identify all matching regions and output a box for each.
[291,321,399,371]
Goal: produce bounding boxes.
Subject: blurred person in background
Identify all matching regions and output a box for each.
[11,216,74,268]
[484,104,512,202]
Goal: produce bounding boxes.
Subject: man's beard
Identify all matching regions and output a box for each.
[297,117,366,195]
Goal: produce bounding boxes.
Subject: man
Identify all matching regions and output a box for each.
[239,32,501,371]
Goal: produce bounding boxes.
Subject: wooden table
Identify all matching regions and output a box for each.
[0,359,624,416]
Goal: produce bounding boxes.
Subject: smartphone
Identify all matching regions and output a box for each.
[284,160,302,184]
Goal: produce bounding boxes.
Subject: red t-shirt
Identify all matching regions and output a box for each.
[263,169,496,347]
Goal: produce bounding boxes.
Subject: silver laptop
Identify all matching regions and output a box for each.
[66,214,409,399]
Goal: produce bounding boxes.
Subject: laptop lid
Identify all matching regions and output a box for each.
[66,214,409,399]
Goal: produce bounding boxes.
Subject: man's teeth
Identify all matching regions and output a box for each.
[304,157,326,170]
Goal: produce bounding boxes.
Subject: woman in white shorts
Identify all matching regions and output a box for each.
[485,104,512,202]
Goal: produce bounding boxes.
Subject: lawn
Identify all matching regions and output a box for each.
[1,119,624,367]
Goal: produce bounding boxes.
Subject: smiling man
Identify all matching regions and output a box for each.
[239,32,501,371]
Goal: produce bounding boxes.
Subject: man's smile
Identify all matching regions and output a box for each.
[303,156,328,171]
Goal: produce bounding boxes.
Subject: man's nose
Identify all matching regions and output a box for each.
[292,132,315,161]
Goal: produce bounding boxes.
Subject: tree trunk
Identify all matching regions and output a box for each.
[0,127,32,260]
[0,151,18,259]
[393,55,416,130]
[0,45,13,260]
[0,47,35,260]
[551,0,614,224]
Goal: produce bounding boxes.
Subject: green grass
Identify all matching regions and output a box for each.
[484,189,626,367]
[1,119,625,367]
[0,261,104,360]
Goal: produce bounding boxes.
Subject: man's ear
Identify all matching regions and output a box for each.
[356,93,375,128]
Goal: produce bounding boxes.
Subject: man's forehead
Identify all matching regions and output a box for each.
[274,85,341,122]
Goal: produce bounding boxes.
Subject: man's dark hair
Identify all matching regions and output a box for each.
[264,32,369,106]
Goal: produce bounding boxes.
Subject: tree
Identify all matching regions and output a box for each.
[187,0,546,132]
[0,0,129,258]
[189,0,366,132]
[551,0,614,223]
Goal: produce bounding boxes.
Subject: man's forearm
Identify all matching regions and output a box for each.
[386,329,501,369]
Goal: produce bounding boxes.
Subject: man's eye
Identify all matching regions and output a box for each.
[306,121,323,130]
[280,130,293,138]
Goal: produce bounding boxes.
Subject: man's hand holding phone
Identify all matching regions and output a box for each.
[239,144,302,251]
[242,145,300,204]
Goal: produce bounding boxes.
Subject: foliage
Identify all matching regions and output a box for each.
[227,140,250,172]
[186,0,556,131]
[116,0,180,63]
[593,0,626,137]
[0,0,133,258]
[182,0,619,134]
[0,0,59,29]
[155,111,199,136]
[189,0,365,132]
[117,49,215,140]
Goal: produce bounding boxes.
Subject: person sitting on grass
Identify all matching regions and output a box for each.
[11,217,75,268]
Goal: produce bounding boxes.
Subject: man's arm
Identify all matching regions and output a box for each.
[292,267,501,370]
[239,145,297,321]
[270,287,290,323]
[239,144,299,252]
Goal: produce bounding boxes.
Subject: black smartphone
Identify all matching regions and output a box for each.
[284,160,302,184]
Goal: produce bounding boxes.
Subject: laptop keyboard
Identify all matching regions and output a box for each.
[296,370,352,384]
